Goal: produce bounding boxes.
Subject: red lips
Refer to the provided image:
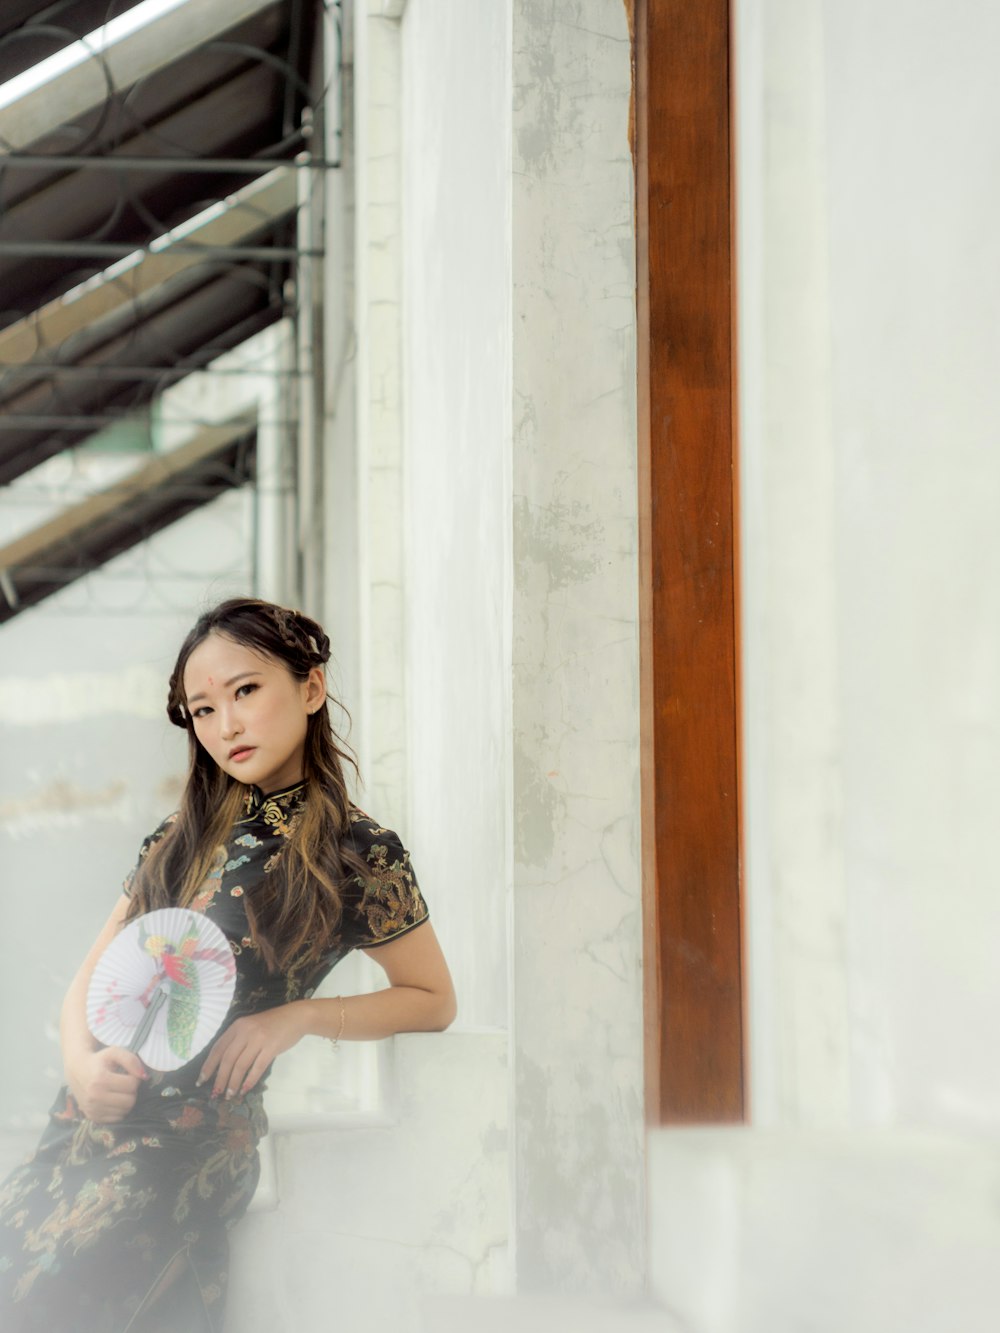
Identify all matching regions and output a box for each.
[228,746,256,761]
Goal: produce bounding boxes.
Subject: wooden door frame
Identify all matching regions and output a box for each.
[632,0,746,1124]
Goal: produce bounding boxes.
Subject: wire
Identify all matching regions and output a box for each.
[0,0,341,623]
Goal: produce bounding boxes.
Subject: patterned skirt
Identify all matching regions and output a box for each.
[0,1078,266,1333]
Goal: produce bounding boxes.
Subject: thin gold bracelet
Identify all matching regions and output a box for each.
[328,995,346,1050]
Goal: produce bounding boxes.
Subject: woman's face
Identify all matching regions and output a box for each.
[183,632,325,793]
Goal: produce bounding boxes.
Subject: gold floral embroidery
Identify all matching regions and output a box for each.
[356,837,428,945]
[190,845,228,913]
[240,782,306,832]
[171,1104,205,1133]
[172,1095,265,1226]
[15,1162,156,1299]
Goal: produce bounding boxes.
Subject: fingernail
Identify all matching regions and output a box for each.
[196,1076,205,1086]
[225,1088,234,1100]
[211,1086,220,1099]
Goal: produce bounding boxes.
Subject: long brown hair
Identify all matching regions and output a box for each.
[125,598,370,972]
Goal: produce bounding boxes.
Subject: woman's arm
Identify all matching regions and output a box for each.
[199,920,456,1099]
[308,918,457,1038]
[61,894,148,1122]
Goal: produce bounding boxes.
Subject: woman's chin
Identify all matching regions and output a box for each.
[222,755,263,784]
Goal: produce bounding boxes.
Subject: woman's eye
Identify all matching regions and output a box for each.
[190,684,256,719]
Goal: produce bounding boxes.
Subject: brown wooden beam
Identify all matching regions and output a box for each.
[634,0,745,1124]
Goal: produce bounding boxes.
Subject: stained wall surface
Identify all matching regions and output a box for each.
[509,0,644,1295]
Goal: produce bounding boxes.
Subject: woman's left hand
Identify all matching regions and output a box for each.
[198,1003,308,1099]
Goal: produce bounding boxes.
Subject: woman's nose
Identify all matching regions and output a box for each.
[220,709,243,740]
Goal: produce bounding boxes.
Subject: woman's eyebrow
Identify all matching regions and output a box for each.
[186,671,262,706]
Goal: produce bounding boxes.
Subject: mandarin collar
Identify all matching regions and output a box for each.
[242,780,308,823]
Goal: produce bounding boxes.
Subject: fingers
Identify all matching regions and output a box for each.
[80,1061,142,1125]
[197,1009,302,1099]
[68,1049,144,1120]
[98,1070,145,1096]
[223,1042,267,1098]
[199,1020,254,1096]
[198,1035,225,1087]
[239,1051,271,1096]
[212,1034,258,1099]
[199,1019,273,1098]
[93,1049,146,1093]
[102,1047,148,1081]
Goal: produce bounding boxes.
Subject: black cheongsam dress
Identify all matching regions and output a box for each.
[0,782,429,1332]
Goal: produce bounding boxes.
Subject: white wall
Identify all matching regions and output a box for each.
[377,0,645,1304]
[823,0,1000,1132]
[230,1032,509,1333]
[401,0,512,1032]
[738,0,1000,1134]
[648,1127,1000,1333]
[509,0,644,1297]
[353,3,409,833]
[645,4,1000,1330]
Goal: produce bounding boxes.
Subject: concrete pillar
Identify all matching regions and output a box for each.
[509,0,644,1296]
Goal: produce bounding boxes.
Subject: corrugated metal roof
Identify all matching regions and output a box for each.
[0,418,257,620]
[0,0,328,620]
[0,2,149,83]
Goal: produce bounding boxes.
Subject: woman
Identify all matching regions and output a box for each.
[0,598,456,1331]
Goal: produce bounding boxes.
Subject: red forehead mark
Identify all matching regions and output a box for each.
[208,676,214,686]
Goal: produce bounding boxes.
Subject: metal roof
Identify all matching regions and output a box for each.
[0,2,148,85]
[0,418,257,621]
[0,0,329,619]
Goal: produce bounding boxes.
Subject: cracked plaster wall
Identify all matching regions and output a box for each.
[229,1032,509,1333]
[511,0,644,1299]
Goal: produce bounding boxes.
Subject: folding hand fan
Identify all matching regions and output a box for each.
[87,908,237,1070]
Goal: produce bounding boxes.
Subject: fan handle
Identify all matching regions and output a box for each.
[127,981,168,1057]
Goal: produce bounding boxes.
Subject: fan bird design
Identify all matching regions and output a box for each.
[88,909,237,1070]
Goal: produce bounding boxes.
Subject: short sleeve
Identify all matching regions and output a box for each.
[121,812,178,898]
[344,811,429,949]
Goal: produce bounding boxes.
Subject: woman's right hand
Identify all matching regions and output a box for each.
[67,1046,147,1123]
[60,894,145,1123]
